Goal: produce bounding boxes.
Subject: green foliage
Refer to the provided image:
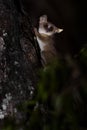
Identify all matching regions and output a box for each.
[35,55,87,130]
[2,46,87,130]
[79,45,87,67]
[37,60,70,102]
[2,117,16,130]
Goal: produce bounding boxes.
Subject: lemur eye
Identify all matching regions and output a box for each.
[44,24,53,32]
[48,26,53,31]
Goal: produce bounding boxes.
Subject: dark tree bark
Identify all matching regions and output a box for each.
[0,0,40,122]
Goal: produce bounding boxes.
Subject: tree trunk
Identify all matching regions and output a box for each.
[0,0,40,122]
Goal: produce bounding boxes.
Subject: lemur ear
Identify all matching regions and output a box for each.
[55,28,63,33]
[39,15,47,23]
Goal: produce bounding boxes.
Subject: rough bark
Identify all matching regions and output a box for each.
[0,0,40,122]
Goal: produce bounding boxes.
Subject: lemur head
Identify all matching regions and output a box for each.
[38,15,63,36]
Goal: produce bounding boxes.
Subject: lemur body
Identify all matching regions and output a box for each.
[34,15,63,66]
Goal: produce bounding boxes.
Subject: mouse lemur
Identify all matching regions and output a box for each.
[34,15,63,66]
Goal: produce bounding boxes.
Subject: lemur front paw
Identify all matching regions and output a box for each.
[34,27,38,35]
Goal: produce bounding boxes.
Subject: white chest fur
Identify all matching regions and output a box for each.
[36,37,46,51]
